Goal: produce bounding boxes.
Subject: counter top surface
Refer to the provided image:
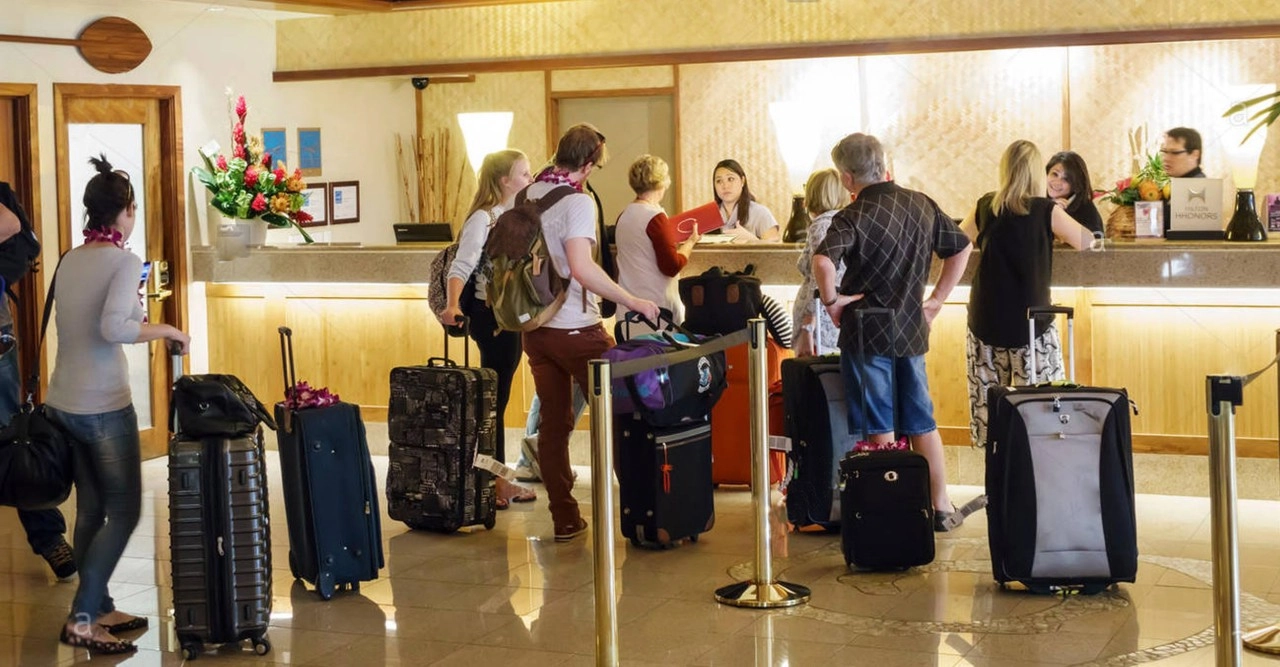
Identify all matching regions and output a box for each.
[191,239,1280,288]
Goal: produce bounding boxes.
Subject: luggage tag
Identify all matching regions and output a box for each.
[768,435,791,452]
[473,453,534,495]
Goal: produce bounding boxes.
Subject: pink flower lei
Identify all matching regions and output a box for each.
[285,380,340,410]
[83,227,124,249]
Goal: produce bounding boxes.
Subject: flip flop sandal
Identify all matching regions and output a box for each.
[510,490,537,503]
[60,627,137,655]
[100,616,148,634]
[495,496,510,510]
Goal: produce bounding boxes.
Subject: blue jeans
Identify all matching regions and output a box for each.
[47,405,141,621]
[519,387,586,468]
[840,352,937,439]
[0,330,69,554]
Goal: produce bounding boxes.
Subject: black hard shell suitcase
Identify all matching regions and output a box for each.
[837,306,935,569]
[616,415,714,548]
[386,321,498,532]
[168,431,273,659]
[782,355,854,530]
[839,450,935,569]
[985,306,1137,593]
[168,348,273,660]
[274,327,384,601]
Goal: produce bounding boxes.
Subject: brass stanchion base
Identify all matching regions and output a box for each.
[714,580,811,608]
[1245,624,1280,654]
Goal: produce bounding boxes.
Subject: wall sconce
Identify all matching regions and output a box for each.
[456,111,514,174]
[1222,85,1273,242]
[769,102,822,243]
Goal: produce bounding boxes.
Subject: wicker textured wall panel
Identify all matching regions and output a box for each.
[551,66,674,92]
[277,0,1280,71]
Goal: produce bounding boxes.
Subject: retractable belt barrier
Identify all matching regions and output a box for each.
[587,319,810,666]
[1206,330,1280,666]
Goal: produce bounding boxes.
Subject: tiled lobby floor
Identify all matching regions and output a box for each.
[4,435,1280,666]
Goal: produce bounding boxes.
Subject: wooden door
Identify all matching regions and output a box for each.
[0,84,43,410]
[54,84,186,459]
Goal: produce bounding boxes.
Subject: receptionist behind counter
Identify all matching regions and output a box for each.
[1160,126,1206,234]
[712,159,781,242]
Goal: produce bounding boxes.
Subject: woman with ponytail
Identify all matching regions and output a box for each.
[48,155,190,654]
[439,149,535,508]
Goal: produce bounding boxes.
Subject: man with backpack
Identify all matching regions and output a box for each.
[0,183,76,580]
[505,124,659,542]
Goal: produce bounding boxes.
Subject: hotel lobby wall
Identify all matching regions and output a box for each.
[408,38,1280,231]
[1,0,413,271]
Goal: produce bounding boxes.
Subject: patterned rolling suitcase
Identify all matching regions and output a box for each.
[168,348,272,659]
[386,320,498,532]
[616,415,714,548]
[274,327,384,600]
[985,306,1137,593]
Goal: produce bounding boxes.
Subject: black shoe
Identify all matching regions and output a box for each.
[934,506,961,533]
[41,539,77,582]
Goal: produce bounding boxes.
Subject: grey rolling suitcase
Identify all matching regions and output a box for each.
[985,306,1138,593]
[168,351,273,659]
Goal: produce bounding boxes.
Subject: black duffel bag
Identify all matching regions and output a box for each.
[0,405,73,510]
[172,374,277,437]
[679,264,787,344]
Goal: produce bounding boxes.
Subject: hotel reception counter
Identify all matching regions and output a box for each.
[191,241,1280,493]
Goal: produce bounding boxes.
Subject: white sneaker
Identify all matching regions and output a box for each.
[516,436,542,482]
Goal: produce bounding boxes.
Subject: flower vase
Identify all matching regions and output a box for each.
[1105,205,1136,240]
[247,219,269,247]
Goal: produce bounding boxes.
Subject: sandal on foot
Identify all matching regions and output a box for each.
[60,627,137,655]
[99,615,148,634]
[506,484,537,504]
[495,496,510,510]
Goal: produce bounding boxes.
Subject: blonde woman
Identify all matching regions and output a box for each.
[440,149,534,508]
[614,154,697,336]
[792,168,848,356]
[959,140,1093,447]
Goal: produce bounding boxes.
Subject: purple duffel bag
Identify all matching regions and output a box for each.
[602,311,727,427]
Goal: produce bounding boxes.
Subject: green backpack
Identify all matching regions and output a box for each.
[483,185,578,332]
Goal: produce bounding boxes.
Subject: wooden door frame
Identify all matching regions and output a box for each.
[52,84,187,444]
[0,83,44,401]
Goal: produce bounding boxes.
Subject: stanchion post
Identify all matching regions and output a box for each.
[715,318,811,608]
[1244,330,1280,656]
[588,359,619,667]
[1207,374,1244,667]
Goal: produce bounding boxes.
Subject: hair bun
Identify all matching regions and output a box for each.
[88,153,114,174]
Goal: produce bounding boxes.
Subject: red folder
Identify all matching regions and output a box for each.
[671,201,724,242]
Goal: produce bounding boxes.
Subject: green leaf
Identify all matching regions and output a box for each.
[261,212,289,227]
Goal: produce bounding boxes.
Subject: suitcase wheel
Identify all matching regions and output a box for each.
[252,636,271,656]
[317,573,335,601]
[688,534,699,543]
[181,642,202,660]
[484,515,496,530]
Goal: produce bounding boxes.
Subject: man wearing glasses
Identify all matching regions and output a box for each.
[1160,127,1206,178]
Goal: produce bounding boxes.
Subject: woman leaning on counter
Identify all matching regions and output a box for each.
[1045,150,1103,236]
[960,140,1094,448]
[713,158,780,242]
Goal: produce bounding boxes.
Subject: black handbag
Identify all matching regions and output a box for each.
[678,264,785,343]
[0,259,72,510]
[171,374,276,438]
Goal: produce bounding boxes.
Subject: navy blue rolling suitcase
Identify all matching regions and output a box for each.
[275,327,384,600]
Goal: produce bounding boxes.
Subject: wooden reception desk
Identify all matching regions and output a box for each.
[192,240,1280,461]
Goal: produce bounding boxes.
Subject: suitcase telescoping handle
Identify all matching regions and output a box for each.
[436,315,471,368]
[811,289,823,352]
[854,307,896,443]
[1026,305,1074,384]
[624,307,696,343]
[168,340,184,435]
[278,326,297,405]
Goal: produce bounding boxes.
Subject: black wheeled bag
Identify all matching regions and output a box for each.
[985,306,1137,593]
[386,319,498,532]
[274,327,384,601]
[781,355,852,530]
[168,350,272,660]
[838,307,934,569]
[616,415,714,548]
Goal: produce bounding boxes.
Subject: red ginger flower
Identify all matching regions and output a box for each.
[232,144,245,159]
[243,166,259,187]
[273,167,286,184]
[235,95,247,121]
[251,192,267,212]
[262,152,272,168]
[293,210,313,223]
[215,155,228,170]
[232,122,245,146]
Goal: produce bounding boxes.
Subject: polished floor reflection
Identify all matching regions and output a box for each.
[3,432,1280,665]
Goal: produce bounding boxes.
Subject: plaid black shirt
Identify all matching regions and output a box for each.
[815,181,970,357]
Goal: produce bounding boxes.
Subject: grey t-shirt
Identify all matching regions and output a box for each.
[45,245,144,414]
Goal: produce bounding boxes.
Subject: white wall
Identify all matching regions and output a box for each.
[2,0,416,371]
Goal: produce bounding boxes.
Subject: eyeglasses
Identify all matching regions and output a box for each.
[1159,149,1189,155]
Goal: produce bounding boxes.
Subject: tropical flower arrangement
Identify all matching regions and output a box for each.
[194,95,314,243]
[1098,154,1171,206]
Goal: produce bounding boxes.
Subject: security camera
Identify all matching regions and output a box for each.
[411,77,429,90]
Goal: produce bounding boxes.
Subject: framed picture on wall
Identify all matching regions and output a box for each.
[329,180,360,224]
[299,182,328,227]
[298,127,322,176]
[261,128,286,167]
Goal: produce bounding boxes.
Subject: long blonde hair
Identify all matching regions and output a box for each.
[991,140,1044,217]
[466,149,527,219]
